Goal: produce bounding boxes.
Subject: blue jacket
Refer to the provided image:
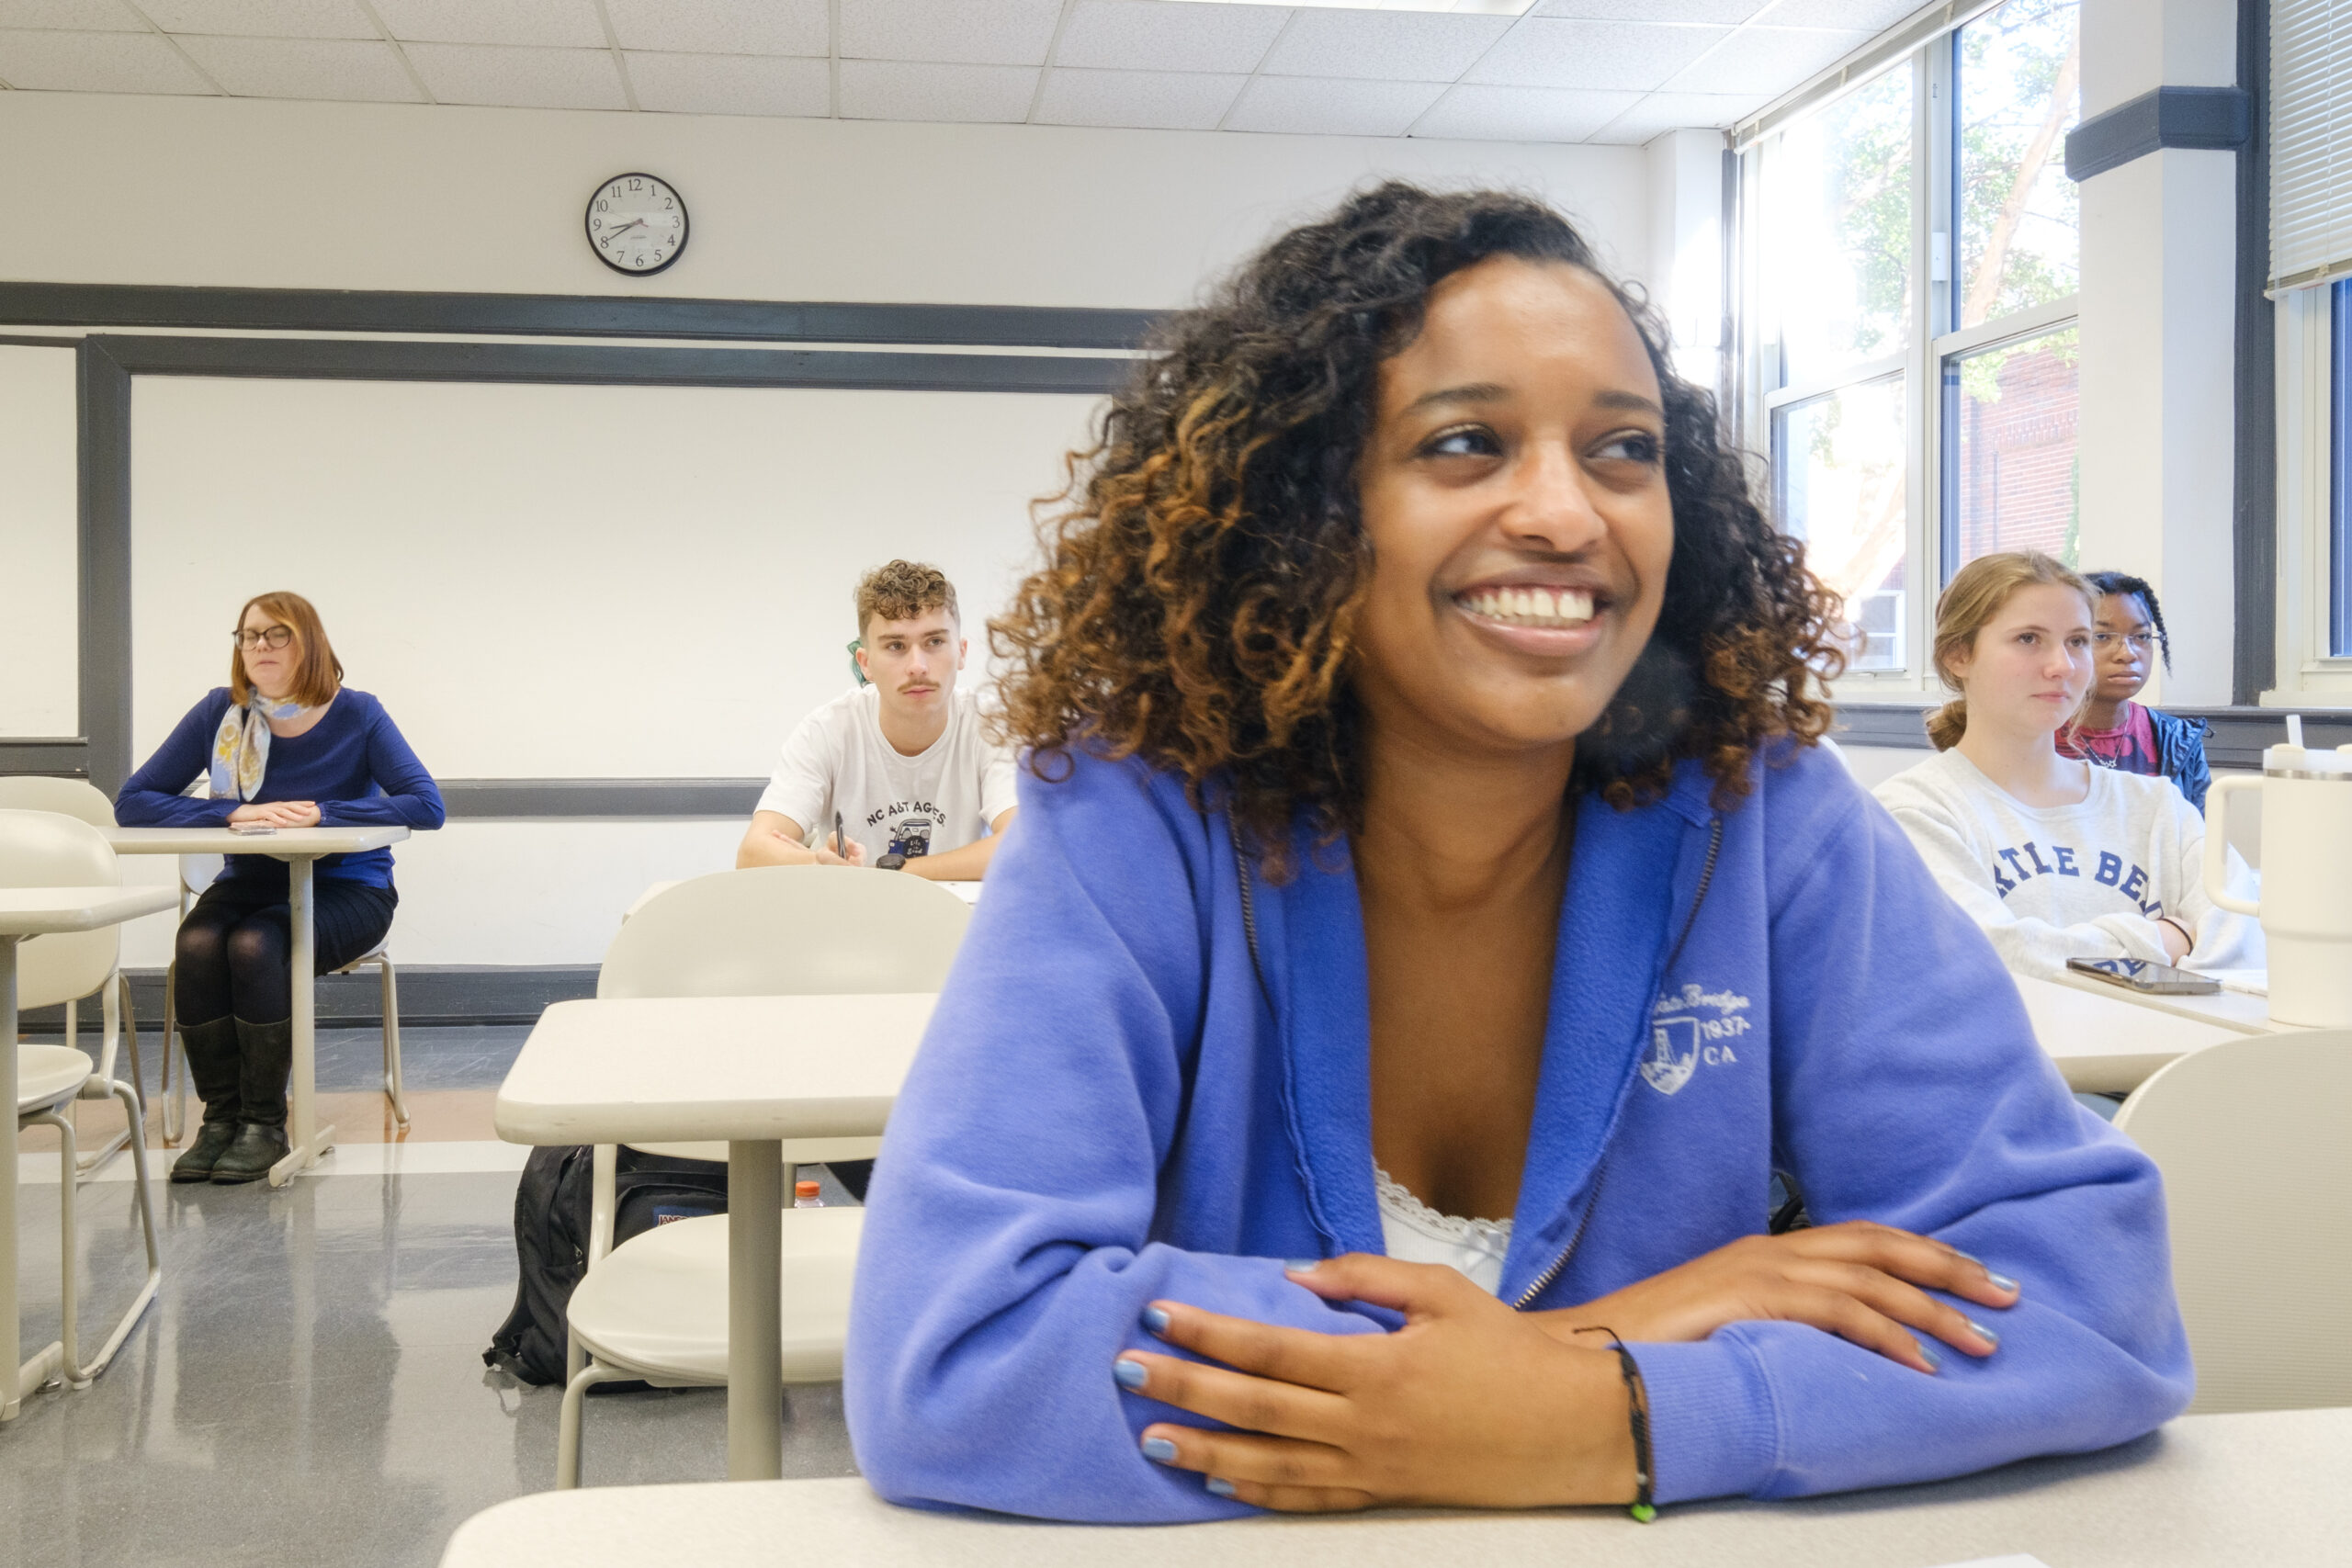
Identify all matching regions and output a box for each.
[116,687,445,887]
[845,741,2191,1522]
[2146,707,2212,814]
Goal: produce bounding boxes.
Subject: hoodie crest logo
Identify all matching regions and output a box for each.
[1641,982,1753,1097]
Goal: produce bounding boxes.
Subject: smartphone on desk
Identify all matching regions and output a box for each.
[2065,956,2221,995]
[228,822,278,836]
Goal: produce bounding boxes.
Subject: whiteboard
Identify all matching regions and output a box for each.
[0,344,79,738]
[129,377,1104,779]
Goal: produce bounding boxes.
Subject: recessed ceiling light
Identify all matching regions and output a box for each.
[1170,0,1536,15]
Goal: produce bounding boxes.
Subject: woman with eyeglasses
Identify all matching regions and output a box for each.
[116,591,444,1184]
[2053,571,2211,811]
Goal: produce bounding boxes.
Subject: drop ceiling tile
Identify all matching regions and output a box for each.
[605,0,828,57]
[1749,0,1917,31]
[1532,0,1765,22]
[839,0,1066,66]
[0,0,142,28]
[1052,0,1284,74]
[1585,86,1759,140]
[139,0,378,38]
[369,0,604,48]
[176,33,422,97]
[1224,74,1446,137]
[1466,18,1726,90]
[1033,65,1245,129]
[1411,82,1641,141]
[837,58,1040,119]
[402,40,628,107]
[626,49,831,115]
[0,27,217,89]
[1260,11,1512,82]
[1660,23,1861,94]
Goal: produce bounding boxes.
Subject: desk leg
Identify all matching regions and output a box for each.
[3,937,65,1420]
[725,1139,784,1481]
[269,857,336,1188]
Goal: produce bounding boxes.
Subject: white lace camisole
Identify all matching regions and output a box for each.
[1374,1166,1513,1296]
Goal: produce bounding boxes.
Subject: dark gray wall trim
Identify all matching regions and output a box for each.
[0,282,1159,350]
[23,964,600,1031]
[0,739,91,774]
[0,333,78,348]
[1835,703,2351,767]
[2232,0,2276,703]
[439,779,764,818]
[79,339,132,794]
[1832,704,1938,750]
[2064,86,2252,181]
[94,333,1132,395]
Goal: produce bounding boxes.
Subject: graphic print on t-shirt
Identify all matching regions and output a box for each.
[865,799,944,859]
[1988,838,2163,916]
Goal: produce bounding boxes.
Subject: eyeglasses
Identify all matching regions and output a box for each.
[233,626,294,650]
[2091,633,2156,653]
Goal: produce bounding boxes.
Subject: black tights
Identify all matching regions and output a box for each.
[175,874,398,1026]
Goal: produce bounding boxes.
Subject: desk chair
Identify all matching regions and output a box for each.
[556,865,970,1488]
[0,780,145,1177]
[160,855,409,1144]
[0,810,162,1385]
[2113,1030,2352,1413]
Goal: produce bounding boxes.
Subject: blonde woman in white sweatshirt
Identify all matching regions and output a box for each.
[1872,552,2261,983]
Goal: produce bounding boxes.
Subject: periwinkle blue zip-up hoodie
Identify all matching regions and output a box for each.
[844,739,2192,1522]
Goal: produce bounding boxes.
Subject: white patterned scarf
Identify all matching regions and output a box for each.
[209,694,308,802]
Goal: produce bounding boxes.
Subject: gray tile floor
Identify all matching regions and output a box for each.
[4,1027,863,1568]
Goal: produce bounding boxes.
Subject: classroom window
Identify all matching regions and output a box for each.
[1776,377,1908,671]
[1742,0,2081,682]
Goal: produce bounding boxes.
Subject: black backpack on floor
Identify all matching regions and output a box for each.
[484,1145,730,1386]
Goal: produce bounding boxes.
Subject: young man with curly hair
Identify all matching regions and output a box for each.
[844,186,2189,1522]
[736,559,1016,880]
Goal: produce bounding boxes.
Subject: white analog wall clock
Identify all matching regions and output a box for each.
[586,172,688,276]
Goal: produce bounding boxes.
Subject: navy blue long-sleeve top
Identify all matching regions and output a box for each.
[115,687,446,888]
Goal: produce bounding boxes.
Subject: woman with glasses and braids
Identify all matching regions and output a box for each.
[2055,571,2211,811]
[116,591,443,1184]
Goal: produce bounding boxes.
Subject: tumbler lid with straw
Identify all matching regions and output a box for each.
[2265,714,2352,775]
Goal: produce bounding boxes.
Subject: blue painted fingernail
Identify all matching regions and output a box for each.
[1141,1437,1178,1462]
[1283,1258,1320,1272]
[1968,1319,2000,1348]
[1916,1340,1943,1371]
[1987,1271,2020,1293]
[1142,1305,1170,1336]
[1205,1477,1237,1498]
[1114,1358,1148,1390]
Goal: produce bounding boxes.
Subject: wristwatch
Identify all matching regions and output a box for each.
[876,852,907,871]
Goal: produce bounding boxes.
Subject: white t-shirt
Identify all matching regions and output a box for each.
[1872,747,2263,981]
[755,684,1018,866]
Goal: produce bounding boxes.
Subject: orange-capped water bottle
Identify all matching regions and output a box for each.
[794,1179,823,1210]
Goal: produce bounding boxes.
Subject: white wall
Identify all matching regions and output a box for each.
[0,92,1648,308]
[4,90,1656,968]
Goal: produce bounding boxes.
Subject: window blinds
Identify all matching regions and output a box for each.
[2271,0,2352,295]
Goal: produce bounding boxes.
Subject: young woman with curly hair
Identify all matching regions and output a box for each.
[845,184,2188,1522]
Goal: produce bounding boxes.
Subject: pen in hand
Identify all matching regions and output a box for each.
[834,812,846,860]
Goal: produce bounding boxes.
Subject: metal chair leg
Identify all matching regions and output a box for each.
[556,1359,626,1489]
[75,976,141,1179]
[379,956,408,1129]
[161,957,186,1146]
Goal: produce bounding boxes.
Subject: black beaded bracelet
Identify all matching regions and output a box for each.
[1577,1325,1657,1522]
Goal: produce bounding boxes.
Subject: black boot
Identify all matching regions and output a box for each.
[211,1017,293,1186]
[171,1016,245,1183]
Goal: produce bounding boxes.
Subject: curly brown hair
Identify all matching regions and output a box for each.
[992,183,1844,877]
[854,559,959,637]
